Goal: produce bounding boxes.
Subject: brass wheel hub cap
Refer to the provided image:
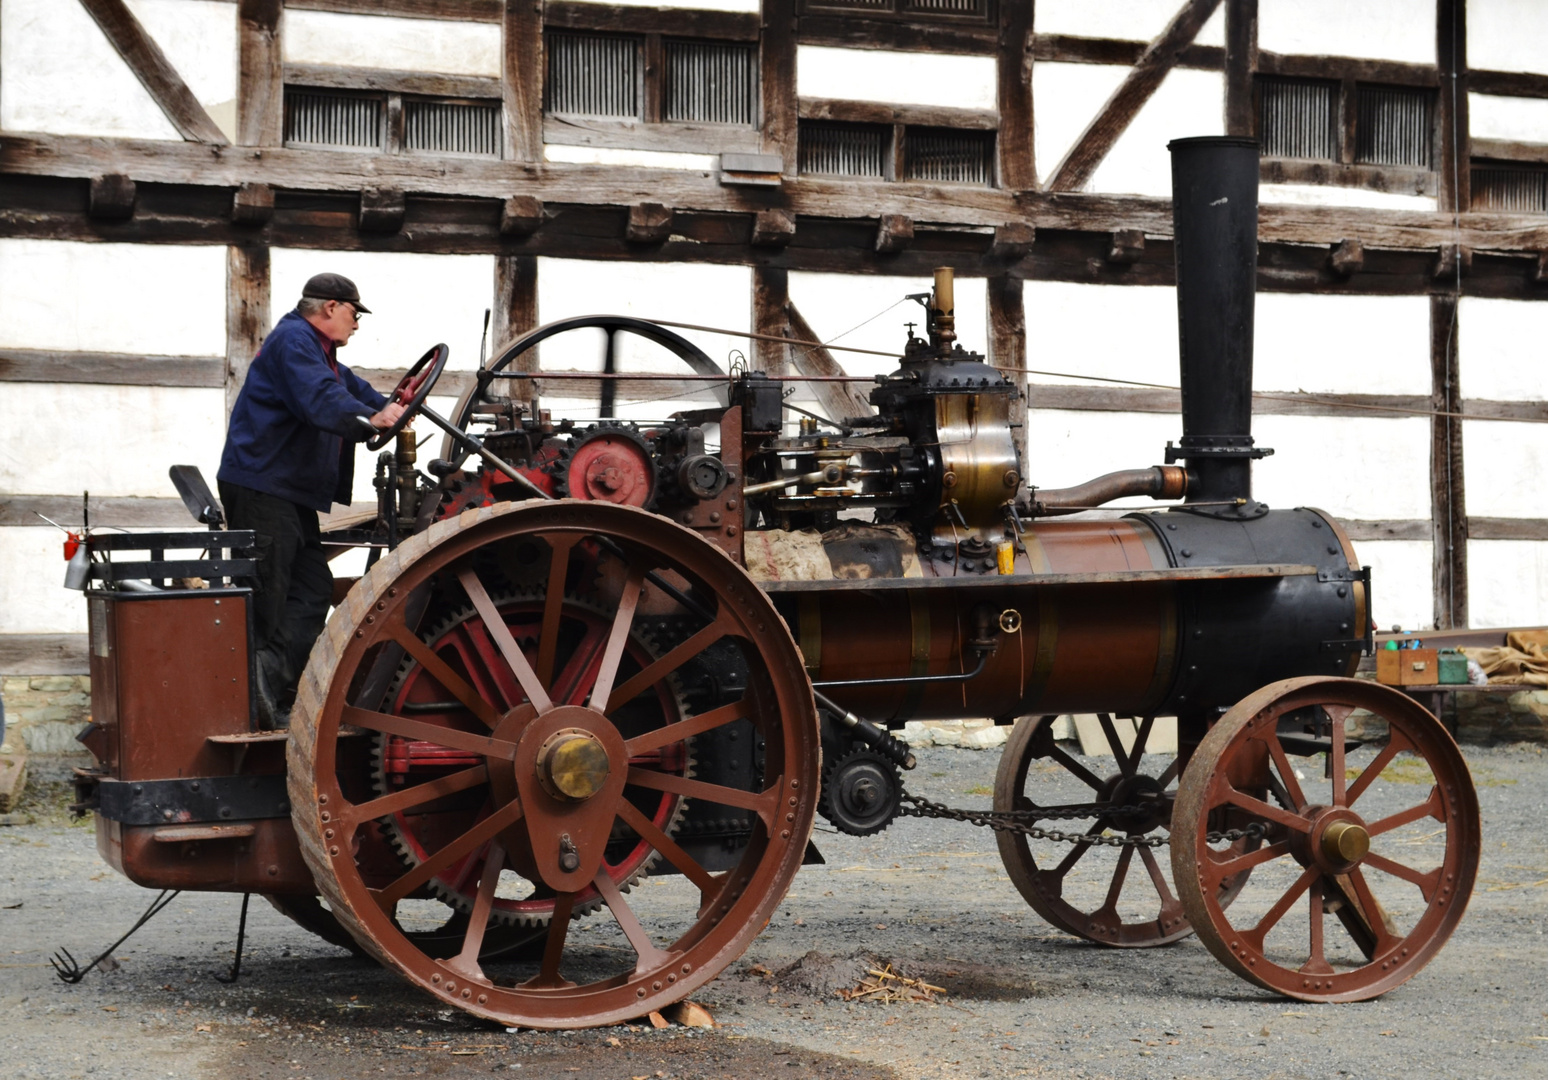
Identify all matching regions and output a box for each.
[536,728,612,802]
[1319,819,1370,865]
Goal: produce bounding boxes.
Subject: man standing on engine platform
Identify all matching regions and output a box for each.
[217,273,406,728]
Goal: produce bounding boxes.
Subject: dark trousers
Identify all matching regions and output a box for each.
[219,481,333,721]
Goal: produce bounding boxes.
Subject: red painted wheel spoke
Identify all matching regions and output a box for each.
[372,798,525,909]
[1048,744,1105,791]
[1096,714,1134,775]
[1126,715,1156,775]
[1263,732,1309,812]
[1096,845,1135,917]
[1245,863,1320,949]
[615,799,721,898]
[1344,867,1402,955]
[626,768,777,822]
[1345,730,1414,807]
[535,536,580,689]
[521,890,577,990]
[1366,786,1443,837]
[1049,840,1093,880]
[343,706,518,760]
[345,764,490,830]
[1325,704,1353,805]
[1136,844,1178,906]
[1362,852,1442,901]
[593,868,671,974]
[1203,838,1294,887]
[625,699,750,758]
[458,569,553,713]
[1301,887,1334,975]
[389,623,503,729]
[550,623,609,706]
[1223,786,1314,834]
[444,841,506,983]
[452,621,526,712]
[606,619,729,714]
[588,564,649,711]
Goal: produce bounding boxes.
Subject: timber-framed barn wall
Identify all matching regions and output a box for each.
[2,0,1548,683]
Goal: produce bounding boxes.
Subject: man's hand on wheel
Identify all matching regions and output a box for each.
[369,402,409,429]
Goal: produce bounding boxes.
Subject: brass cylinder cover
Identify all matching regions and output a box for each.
[1320,819,1370,865]
[537,729,611,802]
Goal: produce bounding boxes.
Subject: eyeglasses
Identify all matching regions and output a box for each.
[333,301,363,322]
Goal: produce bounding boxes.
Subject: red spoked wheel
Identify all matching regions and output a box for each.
[1171,676,1480,1002]
[288,500,819,1029]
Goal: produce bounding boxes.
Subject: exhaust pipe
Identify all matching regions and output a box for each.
[1165,136,1271,516]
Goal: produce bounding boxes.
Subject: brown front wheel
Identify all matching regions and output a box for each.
[1171,677,1479,1002]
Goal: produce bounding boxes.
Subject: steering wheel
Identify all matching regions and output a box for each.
[367,343,449,451]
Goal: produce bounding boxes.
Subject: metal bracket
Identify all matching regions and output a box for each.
[96,775,290,826]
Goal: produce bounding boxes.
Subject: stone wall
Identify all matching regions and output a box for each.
[0,675,90,754]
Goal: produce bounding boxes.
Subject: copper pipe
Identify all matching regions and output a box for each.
[1028,466,1189,517]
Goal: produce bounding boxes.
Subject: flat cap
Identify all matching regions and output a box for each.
[301,272,371,314]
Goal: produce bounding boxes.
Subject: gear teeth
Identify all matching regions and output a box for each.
[552,422,660,509]
[819,745,903,838]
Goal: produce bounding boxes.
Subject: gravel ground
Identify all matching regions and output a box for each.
[1,742,1545,1080]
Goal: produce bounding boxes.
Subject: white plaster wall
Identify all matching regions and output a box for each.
[1033,64,1223,195]
[1025,409,1179,492]
[789,272,987,381]
[1259,184,1438,211]
[1468,0,1548,77]
[544,145,718,171]
[1253,415,1431,520]
[0,240,226,356]
[1036,0,1225,46]
[1469,93,1548,144]
[1357,540,1434,632]
[125,0,238,142]
[1258,0,1434,65]
[1462,419,1548,518]
[0,0,179,139]
[1256,294,1430,395]
[283,10,500,77]
[1023,282,1178,387]
[797,46,997,111]
[1459,298,1548,401]
[1470,540,1548,628]
[0,528,86,635]
[537,259,752,421]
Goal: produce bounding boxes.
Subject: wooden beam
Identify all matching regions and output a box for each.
[987,275,1027,485]
[543,116,763,156]
[283,64,501,101]
[0,635,90,677]
[88,174,136,220]
[798,15,996,56]
[783,302,875,422]
[997,0,1036,191]
[1033,34,1221,71]
[752,267,790,377]
[1224,0,1257,137]
[0,496,190,528]
[1342,520,1432,543]
[503,0,544,163]
[238,0,283,147]
[797,97,999,131]
[226,246,271,416]
[547,1,757,40]
[492,254,538,405]
[77,0,229,144]
[874,214,914,253]
[762,0,799,176]
[1431,292,1467,629]
[1256,51,1438,88]
[1437,0,1470,216]
[286,0,500,20]
[1260,159,1437,197]
[1047,0,1224,193]
[1469,68,1548,100]
[1468,518,1548,541]
[1471,138,1548,166]
[0,349,223,387]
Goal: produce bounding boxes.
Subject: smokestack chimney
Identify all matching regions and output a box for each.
[1166,136,1271,513]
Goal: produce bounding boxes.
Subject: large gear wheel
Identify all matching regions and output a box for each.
[819,746,903,837]
[552,423,658,509]
[374,587,694,928]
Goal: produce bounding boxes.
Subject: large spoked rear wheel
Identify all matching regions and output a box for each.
[288,500,819,1029]
[1171,676,1479,1002]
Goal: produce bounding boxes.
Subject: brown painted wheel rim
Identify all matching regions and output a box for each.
[994,713,1252,947]
[288,501,819,1029]
[1171,676,1480,1002]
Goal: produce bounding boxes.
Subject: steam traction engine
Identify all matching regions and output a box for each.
[72,138,1478,1025]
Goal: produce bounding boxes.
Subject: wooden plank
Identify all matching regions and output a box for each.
[543,116,762,155]
[997,0,1036,191]
[756,563,1320,593]
[356,368,476,399]
[1470,68,1548,100]
[546,1,757,39]
[987,275,1027,481]
[1341,520,1431,542]
[763,0,798,176]
[283,63,501,100]
[0,349,223,387]
[1032,34,1221,71]
[784,301,876,422]
[797,97,999,131]
[1261,159,1437,197]
[0,751,27,813]
[1437,0,1470,216]
[238,0,283,147]
[752,266,790,377]
[226,245,271,415]
[285,0,501,20]
[78,0,229,144]
[1224,0,1257,137]
[1256,51,1439,88]
[0,497,191,528]
[492,254,538,405]
[1431,292,1467,629]
[1024,383,1458,419]
[1468,518,1548,542]
[797,14,996,56]
[503,0,544,164]
[1047,0,1224,193]
[1471,137,1548,166]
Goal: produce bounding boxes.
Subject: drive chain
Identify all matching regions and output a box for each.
[898,791,1267,849]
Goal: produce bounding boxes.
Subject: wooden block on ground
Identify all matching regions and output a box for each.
[662,1000,715,1027]
[0,752,28,814]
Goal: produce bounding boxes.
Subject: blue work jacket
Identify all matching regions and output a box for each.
[218,309,388,512]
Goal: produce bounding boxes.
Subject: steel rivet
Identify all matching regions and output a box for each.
[325,829,334,840]
[780,830,790,839]
[478,994,488,1005]
[432,975,442,984]
[653,981,663,991]
[319,795,329,804]
[682,964,691,974]
[329,846,339,856]
[446,981,456,992]
[637,988,647,998]
[320,811,330,822]
[461,989,471,999]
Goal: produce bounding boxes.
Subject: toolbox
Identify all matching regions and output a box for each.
[1377,647,1439,686]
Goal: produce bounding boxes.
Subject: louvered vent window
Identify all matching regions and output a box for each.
[285,89,383,150]
[802,0,990,13]
[805,0,890,9]
[1356,85,1433,168]
[1472,164,1548,212]
[1257,77,1337,160]
[799,121,887,178]
[904,127,994,184]
[664,40,758,126]
[546,31,640,119]
[904,0,989,13]
[404,99,501,157]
